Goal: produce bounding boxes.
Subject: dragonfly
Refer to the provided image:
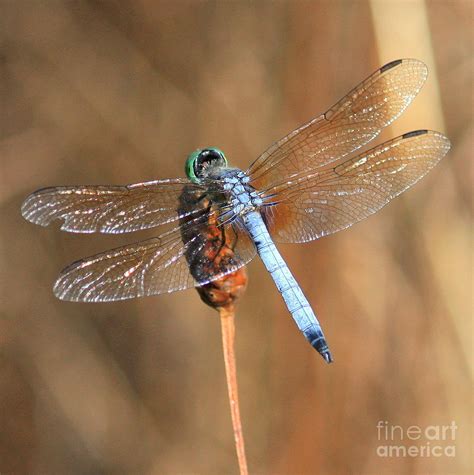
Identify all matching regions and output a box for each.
[21,59,450,363]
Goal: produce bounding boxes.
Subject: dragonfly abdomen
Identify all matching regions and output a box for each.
[242,211,333,363]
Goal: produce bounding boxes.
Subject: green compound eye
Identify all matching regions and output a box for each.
[185,148,228,183]
[185,149,201,183]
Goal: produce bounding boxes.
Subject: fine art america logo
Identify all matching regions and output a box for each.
[376,421,457,458]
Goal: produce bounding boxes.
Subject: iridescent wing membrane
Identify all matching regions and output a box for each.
[247,59,450,242]
[21,59,450,302]
[259,130,449,242]
[21,180,256,301]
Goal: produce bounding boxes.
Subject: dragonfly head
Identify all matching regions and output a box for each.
[185,148,228,183]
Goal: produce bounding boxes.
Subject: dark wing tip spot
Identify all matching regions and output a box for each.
[380,59,403,74]
[402,130,428,139]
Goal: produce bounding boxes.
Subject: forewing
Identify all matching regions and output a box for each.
[53,209,256,302]
[261,131,450,243]
[21,179,207,233]
[247,59,428,190]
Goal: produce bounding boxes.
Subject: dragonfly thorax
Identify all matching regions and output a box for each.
[222,170,263,216]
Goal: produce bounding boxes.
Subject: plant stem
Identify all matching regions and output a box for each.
[219,306,248,475]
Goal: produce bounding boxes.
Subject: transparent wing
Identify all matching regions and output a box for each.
[260,131,450,243]
[247,59,428,190]
[21,179,207,233]
[53,208,256,302]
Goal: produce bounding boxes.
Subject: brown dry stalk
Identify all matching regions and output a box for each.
[219,306,248,475]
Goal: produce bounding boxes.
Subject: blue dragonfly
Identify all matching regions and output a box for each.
[21,59,450,363]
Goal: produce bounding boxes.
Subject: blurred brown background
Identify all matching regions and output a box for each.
[1,1,472,474]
